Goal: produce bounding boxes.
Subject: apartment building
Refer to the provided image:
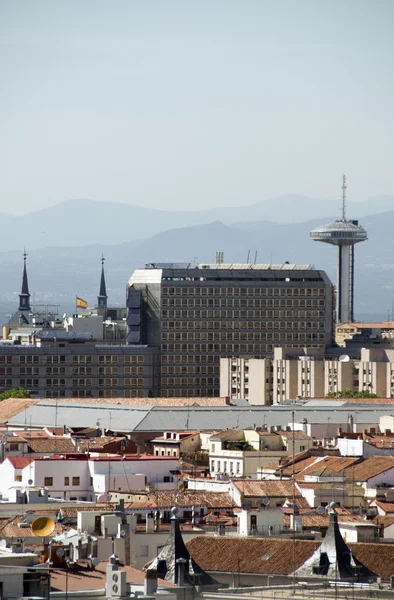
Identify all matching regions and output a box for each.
[208,428,313,477]
[0,341,159,399]
[127,263,333,397]
[221,346,394,403]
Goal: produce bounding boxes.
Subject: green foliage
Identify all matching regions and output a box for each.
[0,387,31,401]
[325,389,378,399]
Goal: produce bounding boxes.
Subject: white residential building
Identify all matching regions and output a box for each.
[0,455,179,502]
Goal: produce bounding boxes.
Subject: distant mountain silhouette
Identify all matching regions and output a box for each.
[1,194,393,251]
[0,211,393,321]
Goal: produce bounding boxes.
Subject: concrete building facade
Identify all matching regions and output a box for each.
[221,346,394,404]
[0,342,159,399]
[127,263,333,397]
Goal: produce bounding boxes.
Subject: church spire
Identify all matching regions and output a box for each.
[97,255,108,314]
[19,250,31,312]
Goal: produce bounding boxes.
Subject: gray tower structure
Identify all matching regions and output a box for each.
[310,176,367,324]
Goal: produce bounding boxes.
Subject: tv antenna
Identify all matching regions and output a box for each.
[341,173,347,220]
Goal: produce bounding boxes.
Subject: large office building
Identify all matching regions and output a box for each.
[127,263,334,397]
[0,338,160,398]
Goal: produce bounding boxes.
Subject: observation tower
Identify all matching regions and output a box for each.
[310,176,367,324]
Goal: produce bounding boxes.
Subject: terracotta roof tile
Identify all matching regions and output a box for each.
[7,456,34,469]
[231,479,304,501]
[123,491,234,510]
[26,438,76,453]
[50,561,172,592]
[372,501,394,514]
[186,536,394,580]
[350,457,394,482]
[187,536,319,575]
[0,398,39,422]
[54,397,230,407]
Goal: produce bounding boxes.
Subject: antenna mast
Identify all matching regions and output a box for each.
[341,174,347,220]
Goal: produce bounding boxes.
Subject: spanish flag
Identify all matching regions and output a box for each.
[76,296,88,309]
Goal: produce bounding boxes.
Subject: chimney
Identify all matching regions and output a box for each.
[127,513,138,534]
[337,427,342,436]
[176,558,188,586]
[146,514,154,533]
[144,570,158,596]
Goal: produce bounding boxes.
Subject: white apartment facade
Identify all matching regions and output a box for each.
[221,346,394,404]
[0,455,179,502]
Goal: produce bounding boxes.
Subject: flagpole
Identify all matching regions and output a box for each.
[75,295,78,315]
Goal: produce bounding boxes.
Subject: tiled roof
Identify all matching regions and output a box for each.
[7,456,34,469]
[210,429,244,440]
[54,397,229,407]
[279,431,312,440]
[373,515,394,529]
[50,561,172,591]
[187,536,319,575]
[297,456,360,479]
[76,437,124,450]
[283,508,366,529]
[231,479,304,499]
[0,398,39,422]
[124,491,234,510]
[350,457,394,482]
[372,501,394,514]
[0,515,63,539]
[186,536,394,579]
[26,438,76,453]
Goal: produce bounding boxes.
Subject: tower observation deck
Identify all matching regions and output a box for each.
[310,176,367,324]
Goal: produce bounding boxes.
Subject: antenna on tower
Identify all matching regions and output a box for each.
[342,174,347,220]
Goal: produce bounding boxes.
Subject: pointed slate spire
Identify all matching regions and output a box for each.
[19,250,31,312]
[97,255,108,313]
[146,506,220,588]
[293,509,376,582]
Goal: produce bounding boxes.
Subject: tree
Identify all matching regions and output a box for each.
[325,389,378,399]
[0,387,31,401]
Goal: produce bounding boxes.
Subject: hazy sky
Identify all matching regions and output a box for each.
[1,0,394,215]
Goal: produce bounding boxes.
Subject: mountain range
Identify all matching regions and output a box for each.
[1,199,394,324]
[1,194,394,251]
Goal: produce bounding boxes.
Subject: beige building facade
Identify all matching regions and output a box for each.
[221,347,394,404]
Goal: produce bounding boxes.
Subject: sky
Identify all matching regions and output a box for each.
[1,0,394,215]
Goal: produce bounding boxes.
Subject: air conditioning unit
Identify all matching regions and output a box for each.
[107,570,127,597]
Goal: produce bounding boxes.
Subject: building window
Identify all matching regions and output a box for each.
[72,477,80,486]
[64,477,69,486]
[9,443,19,451]
[236,462,240,474]
[44,477,53,486]
[211,461,215,471]
[15,474,22,482]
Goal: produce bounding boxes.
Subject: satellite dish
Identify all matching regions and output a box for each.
[315,506,325,515]
[56,547,65,558]
[339,354,350,362]
[28,479,33,486]
[31,516,56,537]
[91,557,100,567]
[119,530,126,538]
[261,497,271,507]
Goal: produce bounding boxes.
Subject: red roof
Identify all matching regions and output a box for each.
[7,456,34,469]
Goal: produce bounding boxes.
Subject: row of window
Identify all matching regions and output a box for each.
[162,309,326,319]
[162,377,219,386]
[211,459,241,474]
[162,298,325,308]
[162,329,324,342]
[162,312,325,329]
[162,286,326,297]
[162,366,215,374]
[1,355,147,365]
